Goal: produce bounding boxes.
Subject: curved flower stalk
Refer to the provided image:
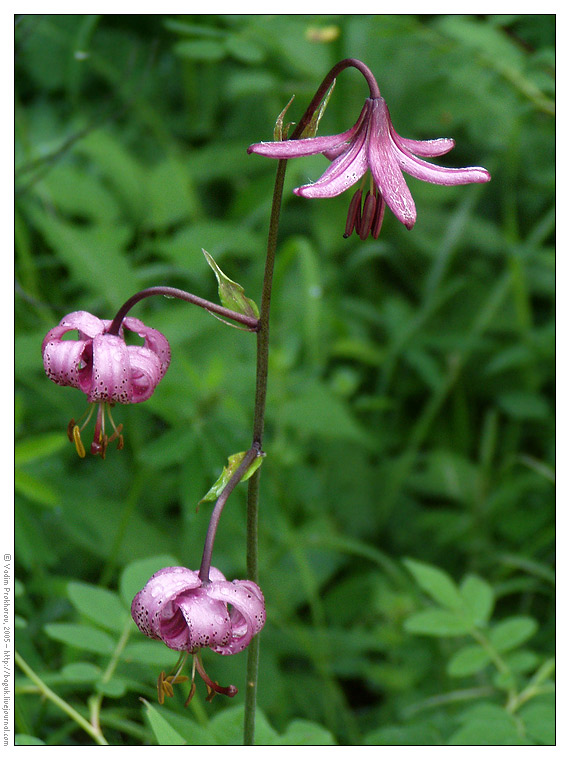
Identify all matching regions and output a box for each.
[42,310,170,458]
[131,566,266,701]
[248,89,490,238]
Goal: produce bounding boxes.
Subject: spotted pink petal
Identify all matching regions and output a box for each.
[42,335,90,390]
[123,317,171,379]
[206,579,266,655]
[131,566,201,640]
[175,587,233,651]
[125,346,165,403]
[83,333,131,403]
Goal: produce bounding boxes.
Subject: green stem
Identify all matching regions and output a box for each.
[88,620,132,735]
[243,158,288,746]
[15,651,109,746]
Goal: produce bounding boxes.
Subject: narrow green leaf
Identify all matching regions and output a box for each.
[141,699,187,746]
[454,703,530,745]
[44,623,115,655]
[16,735,46,745]
[209,705,279,746]
[15,433,68,465]
[198,450,264,505]
[173,39,226,62]
[279,719,336,745]
[203,248,259,318]
[15,470,58,508]
[225,34,265,64]
[301,80,336,138]
[497,391,550,421]
[503,649,540,675]
[519,698,555,745]
[95,677,127,698]
[449,715,526,745]
[60,662,101,683]
[489,616,538,653]
[447,644,491,677]
[404,609,473,637]
[404,558,464,610]
[67,582,128,633]
[122,640,170,667]
[460,574,495,625]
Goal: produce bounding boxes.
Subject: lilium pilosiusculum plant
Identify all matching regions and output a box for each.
[42,310,170,458]
[248,92,490,239]
[131,566,266,702]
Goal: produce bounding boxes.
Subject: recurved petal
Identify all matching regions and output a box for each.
[41,311,105,355]
[125,346,164,403]
[367,99,417,229]
[322,142,350,161]
[60,311,106,340]
[248,133,351,159]
[391,132,456,157]
[208,566,228,583]
[131,567,201,640]
[248,101,371,159]
[207,579,266,655]
[123,317,171,378]
[395,149,491,186]
[177,589,232,650]
[42,335,89,390]
[294,119,369,198]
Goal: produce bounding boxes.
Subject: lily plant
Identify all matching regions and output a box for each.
[37,57,490,745]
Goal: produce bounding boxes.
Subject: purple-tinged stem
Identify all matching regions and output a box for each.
[289,58,381,141]
[198,444,261,584]
[107,286,259,336]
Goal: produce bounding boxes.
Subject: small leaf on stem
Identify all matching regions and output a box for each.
[203,249,259,319]
[198,450,265,506]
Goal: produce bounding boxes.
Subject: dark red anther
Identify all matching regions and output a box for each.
[343,189,362,238]
[359,191,377,240]
[371,192,386,239]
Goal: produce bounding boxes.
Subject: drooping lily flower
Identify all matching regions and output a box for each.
[248,96,490,238]
[42,310,170,458]
[131,566,266,702]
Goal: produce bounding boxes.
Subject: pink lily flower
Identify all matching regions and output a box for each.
[42,310,170,458]
[131,566,265,656]
[248,97,490,238]
[131,566,266,702]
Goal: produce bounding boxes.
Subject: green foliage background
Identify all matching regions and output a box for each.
[15,14,554,746]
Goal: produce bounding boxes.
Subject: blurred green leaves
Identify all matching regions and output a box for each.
[402,558,554,744]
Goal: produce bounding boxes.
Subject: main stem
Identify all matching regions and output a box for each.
[242,58,376,744]
[243,158,288,745]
